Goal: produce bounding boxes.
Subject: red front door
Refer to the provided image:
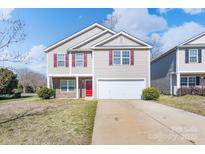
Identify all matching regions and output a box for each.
[86,80,92,97]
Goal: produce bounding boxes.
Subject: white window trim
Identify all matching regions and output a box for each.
[113,50,130,65]
[60,80,76,92]
[57,54,65,67]
[188,49,198,64]
[180,76,197,87]
[75,53,84,67]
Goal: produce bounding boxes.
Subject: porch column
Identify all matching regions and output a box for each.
[176,73,181,89]
[47,76,50,88]
[76,76,79,99]
[170,73,173,95]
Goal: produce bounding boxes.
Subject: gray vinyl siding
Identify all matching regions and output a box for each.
[93,49,150,98]
[151,50,177,94]
[47,27,103,75]
[178,48,205,72]
[71,52,92,74]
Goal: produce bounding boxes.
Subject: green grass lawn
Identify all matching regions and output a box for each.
[157,95,205,116]
[0,98,97,144]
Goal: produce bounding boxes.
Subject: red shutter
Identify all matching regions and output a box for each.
[84,52,87,67]
[130,49,134,65]
[109,50,112,65]
[54,53,57,67]
[72,53,75,67]
[65,54,69,67]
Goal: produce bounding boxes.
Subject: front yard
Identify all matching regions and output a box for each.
[157,95,205,116]
[0,98,97,144]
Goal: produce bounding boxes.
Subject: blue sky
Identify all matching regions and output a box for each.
[1,8,205,74]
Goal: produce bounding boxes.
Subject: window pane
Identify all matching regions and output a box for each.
[113,58,121,64]
[180,77,187,86]
[122,58,129,64]
[122,51,130,57]
[113,51,121,65]
[189,49,198,63]
[68,80,75,91]
[189,77,196,86]
[113,51,121,57]
[58,54,65,66]
[60,80,67,91]
[122,51,130,64]
[75,53,84,66]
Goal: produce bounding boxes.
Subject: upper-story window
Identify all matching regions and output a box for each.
[75,53,84,67]
[113,50,130,65]
[57,54,65,67]
[189,49,198,63]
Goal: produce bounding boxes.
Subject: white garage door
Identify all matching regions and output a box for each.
[97,79,146,99]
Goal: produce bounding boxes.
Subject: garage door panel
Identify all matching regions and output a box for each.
[98,79,146,99]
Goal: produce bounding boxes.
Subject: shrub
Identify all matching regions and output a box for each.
[177,87,191,96]
[177,87,205,96]
[12,88,23,98]
[25,85,34,93]
[143,87,160,100]
[0,68,18,95]
[37,87,55,99]
[191,87,202,95]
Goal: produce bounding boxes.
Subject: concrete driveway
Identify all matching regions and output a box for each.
[92,100,205,145]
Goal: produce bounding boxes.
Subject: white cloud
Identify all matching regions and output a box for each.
[0,8,14,20]
[159,8,205,15]
[159,8,172,14]
[25,44,46,74]
[151,22,205,53]
[104,8,168,41]
[0,44,46,74]
[182,8,205,15]
[26,44,46,61]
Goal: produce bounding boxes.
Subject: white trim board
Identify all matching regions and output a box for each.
[179,31,205,46]
[96,78,146,81]
[178,71,205,73]
[92,46,151,49]
[92,31,152,48]
[48,74,93,77]
[44,23,115,52]
[70,30,115,49]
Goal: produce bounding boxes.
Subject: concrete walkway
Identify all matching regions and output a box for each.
[92,100,205,145]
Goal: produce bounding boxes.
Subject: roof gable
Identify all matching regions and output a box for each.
[92,32,152,49]
[179,31,205,46]
[70,30,115,50]
[44,23,115,52]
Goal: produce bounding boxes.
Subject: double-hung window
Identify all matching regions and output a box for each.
[113,51,121,65]
[180,77,188,86]
[60,80,75,92]
[189,49,198,63]
[180,76,196,87]
[57,54,65,67]
[113,50,130,65]
[188,77,196,86]
[75,53,84,67]
[122,50,130,64]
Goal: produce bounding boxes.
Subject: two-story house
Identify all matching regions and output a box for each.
[151,32,205,95]
[44,23,152,99]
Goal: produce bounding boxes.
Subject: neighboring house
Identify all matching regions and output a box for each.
[151,32,205,95]
[44,23,152,99]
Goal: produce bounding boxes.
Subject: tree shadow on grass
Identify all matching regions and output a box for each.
[0,95,33,101]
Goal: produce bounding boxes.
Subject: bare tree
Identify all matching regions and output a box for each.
[0,15,26,65]
[15,68,46,93]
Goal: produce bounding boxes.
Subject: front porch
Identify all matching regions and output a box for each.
[47,76,93,98]
[171,72,205,95]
